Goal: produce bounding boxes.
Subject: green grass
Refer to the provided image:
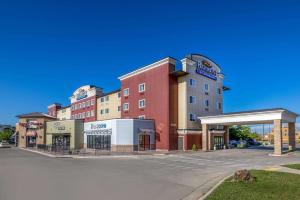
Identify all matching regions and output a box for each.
[206,170,300,200]
[282,164,300,170]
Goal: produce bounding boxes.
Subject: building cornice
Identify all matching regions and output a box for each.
[118,57,176,81]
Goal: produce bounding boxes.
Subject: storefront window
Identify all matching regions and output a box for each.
[87,135,111,150]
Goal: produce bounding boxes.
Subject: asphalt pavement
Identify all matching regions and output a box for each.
[0,147,299,200]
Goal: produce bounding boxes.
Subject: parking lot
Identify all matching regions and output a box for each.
[0,147,299,200]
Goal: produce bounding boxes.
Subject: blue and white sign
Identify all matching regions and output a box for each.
[90,123,107,130]
[195,60,217,81]
[76,89,88,100]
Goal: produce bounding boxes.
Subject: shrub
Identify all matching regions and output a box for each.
[192,144,198,151]
[232,169,256,183]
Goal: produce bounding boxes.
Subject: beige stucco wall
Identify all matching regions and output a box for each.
[178,56,224,131]
[97,91,121,120]
[18,117,54,148]
[46,120,84,149]
[57,107,71,120]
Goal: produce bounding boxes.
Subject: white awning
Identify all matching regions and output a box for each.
[84,129,112,135]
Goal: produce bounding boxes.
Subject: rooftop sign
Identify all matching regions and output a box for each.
[195,60,217,81]
[76,89,88,101]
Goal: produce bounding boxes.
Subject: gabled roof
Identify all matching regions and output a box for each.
[16,112,56,119]
[118,57,176,80]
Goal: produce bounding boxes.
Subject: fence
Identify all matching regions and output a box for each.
[36,144,144,156]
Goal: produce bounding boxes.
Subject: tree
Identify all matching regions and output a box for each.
[229,125,258,140]
[0,129,13,141]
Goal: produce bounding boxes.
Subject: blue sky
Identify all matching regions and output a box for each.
[0,0,300,126]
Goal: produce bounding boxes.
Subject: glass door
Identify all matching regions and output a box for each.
[214,136,224,150]
[139,134,150,151]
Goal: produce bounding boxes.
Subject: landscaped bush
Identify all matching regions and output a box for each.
[192,144,198,151]
[232,169,256,183]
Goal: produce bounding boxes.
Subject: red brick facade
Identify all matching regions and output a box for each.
[120,60,178,150]
[184,134,202,150]
[71,96,97,122]
[48,104,61,118]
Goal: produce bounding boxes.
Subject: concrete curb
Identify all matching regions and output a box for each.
[19,148,72,158]
[198,167,300,200]
[197,174,232,200]
[18,148,157,159]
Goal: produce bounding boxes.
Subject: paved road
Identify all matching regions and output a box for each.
[0,147,299,200]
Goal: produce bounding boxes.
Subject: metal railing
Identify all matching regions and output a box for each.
[35,144,157,156]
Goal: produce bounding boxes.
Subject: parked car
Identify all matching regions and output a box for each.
[229,140,238,148]
[236,140,248,148]
[0,141,11,148]
[247,138,259,146]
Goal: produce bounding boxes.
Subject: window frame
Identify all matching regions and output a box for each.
[189,96,196,104]
[139,99,145,108]
[139,83,145,93]
[204,83,209,92]
[123,103,129,111]
[189,113,196,121]
[123,88,129,97]
[138,115,145,119]
[189,79,196,87]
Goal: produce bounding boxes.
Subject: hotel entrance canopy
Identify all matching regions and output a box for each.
[198,108,298,155]
[199,108,298,125]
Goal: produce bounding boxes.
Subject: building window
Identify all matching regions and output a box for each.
[189,96,196,104]
[217,88,222,95]
[62,109,66,113]
[123,103,129,111]
[138,115,145,119]
[91,110,95,117]
[100,97,104,102]
[82,112,85,118]
[105,108,109,114]
[139,83,145,92]
[123,88,129,97]
[118,106,121,112]
[91,99,95,105]
[86,100,91,107]
[118,92,121,98]
[189,79,196,87]
[86,111,90,117]
[71,115,74,119]
[139,99,145,108]
[217,102,222,110]
[189,113,196,121]
[105,96,109,101]
[75,114,78,119]
[100,109,104,115]
[205,99,209,107]
[204,83,209,92]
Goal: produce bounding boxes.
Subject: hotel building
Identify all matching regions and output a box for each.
[18,53,228,151]
[17,53,297,154]
[119,54,225,150]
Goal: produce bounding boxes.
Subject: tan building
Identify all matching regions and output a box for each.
[57,106,71,120]
[16,112,56,148]
[177,54,225,150]
[46,120,84,149]
[264,126,300,143]
[97,89,121,121]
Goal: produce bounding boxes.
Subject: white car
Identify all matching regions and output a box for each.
[0,141,11,148]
